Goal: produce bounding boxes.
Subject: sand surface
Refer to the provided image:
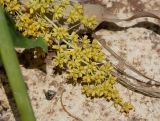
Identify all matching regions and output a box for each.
[0,0,160,121]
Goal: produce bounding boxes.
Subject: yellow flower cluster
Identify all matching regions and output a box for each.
[67,4,83,23]
[82,74,133,113]
[25,0,54,14]
[2,0,133,113]
[52,27,68,41]
[81,15,97,29]
[16,13,48,37]
[0,0,21,13]
[69,32,79,46]
[50,5,64,19]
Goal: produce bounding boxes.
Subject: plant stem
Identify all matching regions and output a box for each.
[43,15,91,65]
[44,15,58,28]
[0,7,36,121]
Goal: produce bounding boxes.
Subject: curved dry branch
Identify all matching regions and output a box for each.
[102,10,160,23]
[60,89,83,121]
[112,71,160,98]
[80,3,160,26]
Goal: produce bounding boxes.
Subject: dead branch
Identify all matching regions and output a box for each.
[60,89,83,121]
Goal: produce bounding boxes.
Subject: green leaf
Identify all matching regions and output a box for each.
[5,12,48,52]
[0,58,2,67]
[0,6,36,121]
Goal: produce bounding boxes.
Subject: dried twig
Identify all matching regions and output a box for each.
[111,71,160,98]
[112,64,154,87]
[60,89,83,121]
[80,3,160,24]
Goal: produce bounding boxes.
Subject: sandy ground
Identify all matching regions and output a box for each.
[1,0,160,121]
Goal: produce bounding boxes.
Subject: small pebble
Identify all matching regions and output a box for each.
[44,90,56,100]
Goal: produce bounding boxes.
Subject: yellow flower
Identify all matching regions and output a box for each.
[52,27,68,41]
[3,0,21,13]
[81,16,97,29]
[16,13,47,37]
[50,5,63,19]
[82,35,90,48]
[26,0,53,14]
[60,0,70,8]
[44,33,52,43]
[69,32,79,45]
[67,4,83,23]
